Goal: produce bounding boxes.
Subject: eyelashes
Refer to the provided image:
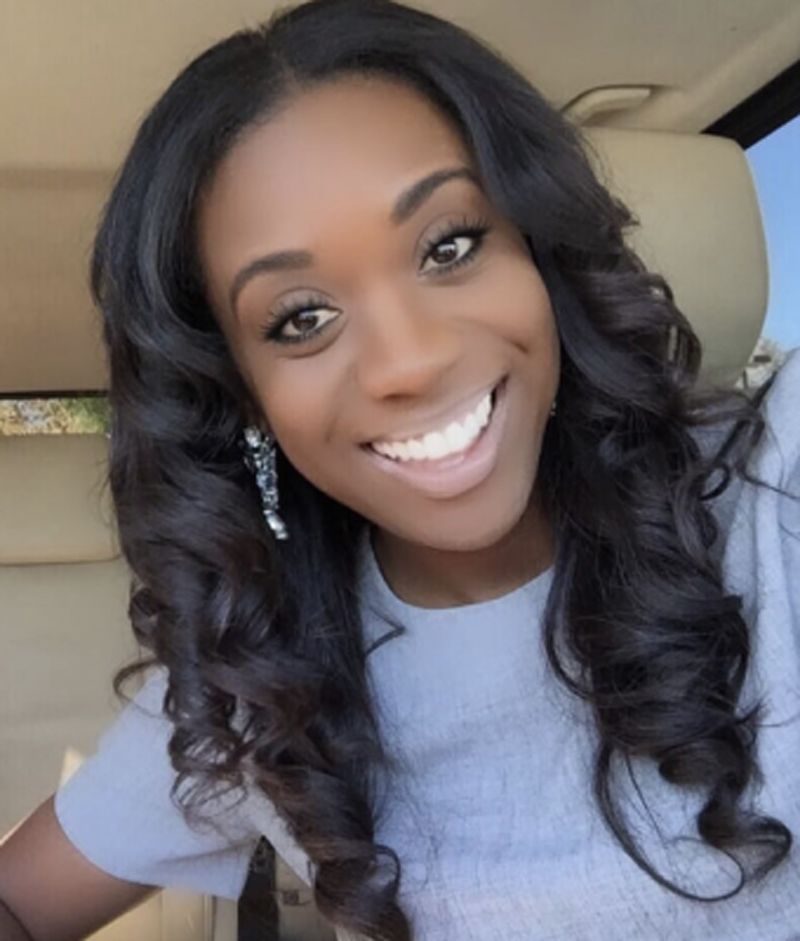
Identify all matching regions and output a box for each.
[261,291,336,345]
[418,214,491,278]
[260,214,492,346]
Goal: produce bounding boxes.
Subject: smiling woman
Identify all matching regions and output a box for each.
[198,74,559,574]
[1,1,799,940]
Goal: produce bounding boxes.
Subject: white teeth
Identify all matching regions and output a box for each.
[370,388,495,462]
[421,431,448,460]
[407,440,427,460]
[444,420,470,453]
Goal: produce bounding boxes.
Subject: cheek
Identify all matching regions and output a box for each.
[481,257,556,349]
[253,361,350,489]
[265,384,326,449]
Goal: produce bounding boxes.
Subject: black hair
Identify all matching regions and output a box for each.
[93,1,791,937]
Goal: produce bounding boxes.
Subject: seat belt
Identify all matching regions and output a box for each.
[239,837,337,940]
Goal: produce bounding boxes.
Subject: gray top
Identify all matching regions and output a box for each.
[55,349,800,940]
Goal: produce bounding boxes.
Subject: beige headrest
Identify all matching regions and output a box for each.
[0,170,111,395]
[0,433,119,564]
[583,128,767,387]
[0,131,765,393]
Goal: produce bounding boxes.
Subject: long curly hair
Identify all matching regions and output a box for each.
[94,0,791,937]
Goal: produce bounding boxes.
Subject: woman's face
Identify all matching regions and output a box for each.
[198,75,559,553]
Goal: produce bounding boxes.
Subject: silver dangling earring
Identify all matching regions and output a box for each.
[549,398,557,419]
[240,425,289,541]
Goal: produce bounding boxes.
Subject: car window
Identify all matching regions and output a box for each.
[0,395,110,436]
[743,113,800,388]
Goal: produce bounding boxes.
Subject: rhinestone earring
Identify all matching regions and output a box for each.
[549,399,557,419]
[240,425,289,541]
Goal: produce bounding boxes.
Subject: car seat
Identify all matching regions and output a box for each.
[0,126,769,940]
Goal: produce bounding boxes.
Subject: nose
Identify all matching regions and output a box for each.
[354,288,462,401]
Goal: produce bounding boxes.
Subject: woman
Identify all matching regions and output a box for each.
[1,0,798,938]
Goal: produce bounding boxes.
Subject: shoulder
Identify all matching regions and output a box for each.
[53,666,262,898]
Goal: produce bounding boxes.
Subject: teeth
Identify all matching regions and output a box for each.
[371,389,494,462]
[422,431,448,460]
[407,440,427,460]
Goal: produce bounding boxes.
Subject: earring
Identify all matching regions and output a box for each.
[240,425,289,541]
[549,399,557,419]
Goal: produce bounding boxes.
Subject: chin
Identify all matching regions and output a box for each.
[378,476,537,553]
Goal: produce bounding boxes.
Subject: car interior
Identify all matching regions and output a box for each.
[1,2,798,939]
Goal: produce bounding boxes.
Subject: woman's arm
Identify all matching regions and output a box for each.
[0,796,156,941]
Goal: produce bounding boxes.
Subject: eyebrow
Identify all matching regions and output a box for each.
[228,165,481,316]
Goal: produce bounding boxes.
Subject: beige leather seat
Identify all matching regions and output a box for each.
[0,185,239,934]
[585,127,768,387]
[0,126,768,941]
[0,434,238,939]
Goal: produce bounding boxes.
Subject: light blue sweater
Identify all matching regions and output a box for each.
[56,350,800,940]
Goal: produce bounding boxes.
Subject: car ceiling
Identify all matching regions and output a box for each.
[2,0,799,393]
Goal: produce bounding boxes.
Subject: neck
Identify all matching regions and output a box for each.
[371,491,555,609]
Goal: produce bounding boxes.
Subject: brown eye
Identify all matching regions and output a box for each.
[279,306,339,341]
[431,239,461,264]
[262,296,340,345]
[421,234,475,273]
[418,220,490,276]
[289,310,322,333]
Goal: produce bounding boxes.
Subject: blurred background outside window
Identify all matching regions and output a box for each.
[742,113,799,387]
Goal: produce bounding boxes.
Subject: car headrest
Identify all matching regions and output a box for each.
[582,128,766,387]
[0,170,111,395]
[0,130,765,394]
[0,433,119,564]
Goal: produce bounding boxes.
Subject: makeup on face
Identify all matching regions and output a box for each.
[198,74,559,599]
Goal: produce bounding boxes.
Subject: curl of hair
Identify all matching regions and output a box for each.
[95,1,791,937]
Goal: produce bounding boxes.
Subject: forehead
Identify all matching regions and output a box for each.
[197,77,474,297]
[212,74,469,204]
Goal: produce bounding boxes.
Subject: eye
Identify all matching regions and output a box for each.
[419,217,490,276]
[261,295,340,345]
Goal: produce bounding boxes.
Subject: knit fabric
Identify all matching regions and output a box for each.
[55,349,800,940]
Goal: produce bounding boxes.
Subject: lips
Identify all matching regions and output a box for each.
[364,377,502,450]
[361,376,509,500]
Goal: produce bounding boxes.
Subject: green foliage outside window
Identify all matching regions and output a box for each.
[0,396,111,436]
